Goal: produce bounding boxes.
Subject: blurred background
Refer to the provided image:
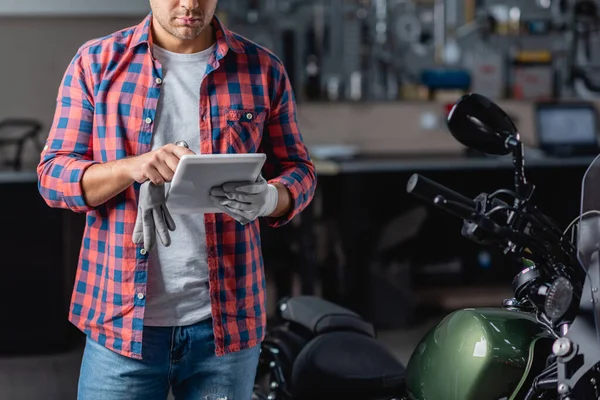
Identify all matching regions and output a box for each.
[1,0,600,398]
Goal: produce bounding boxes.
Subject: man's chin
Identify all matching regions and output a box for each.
[171,28,203,40]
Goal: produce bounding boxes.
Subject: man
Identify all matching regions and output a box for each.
[36,0,316,398]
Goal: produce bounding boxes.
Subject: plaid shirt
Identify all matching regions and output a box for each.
[37,13,316,359]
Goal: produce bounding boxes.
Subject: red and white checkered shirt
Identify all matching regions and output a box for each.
[37,13,316,359]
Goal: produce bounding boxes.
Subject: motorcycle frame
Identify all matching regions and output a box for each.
[556,250,600,399]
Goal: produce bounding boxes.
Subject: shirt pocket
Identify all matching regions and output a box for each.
[224,108,267,154]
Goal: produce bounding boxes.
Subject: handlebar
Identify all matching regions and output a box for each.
[406,173,478,220]
[406,173,581,277]
[406,173,528,247]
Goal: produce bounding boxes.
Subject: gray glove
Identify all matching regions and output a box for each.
[132,181,176,251]
[210,175,278,225]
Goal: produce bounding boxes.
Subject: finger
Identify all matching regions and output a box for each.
[147,153,174,183]
[143,209,156,251]
[210,196,229,209]
[211,196,251,222]
[211,196,244,222]
[222,181,253,193]
[234,183,263,194]
[153,208,172,247]
[223,191,254,203]
[162,206,176,231]
[146,150,177,183]
[142,166,165,185]
[132,208,144,244]
[221,200,255,212]
[153,161,175,183]
[210,187,227,197]
[211,195,231,211]
[167,144,196,158]
[162,153,181,176]
[210,195,228,203]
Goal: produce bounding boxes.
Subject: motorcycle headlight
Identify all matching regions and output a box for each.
[544,277,574,324]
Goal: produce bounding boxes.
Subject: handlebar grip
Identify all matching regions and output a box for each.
[406,173,477,213]
[407,173,519,245]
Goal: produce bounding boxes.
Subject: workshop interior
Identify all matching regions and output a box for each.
[4,0,600,399]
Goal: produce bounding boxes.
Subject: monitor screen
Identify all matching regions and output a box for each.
[537,106,598,145]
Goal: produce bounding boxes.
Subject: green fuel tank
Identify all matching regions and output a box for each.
[405,307,553,400]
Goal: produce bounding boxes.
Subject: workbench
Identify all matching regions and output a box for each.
[312,152,597,175]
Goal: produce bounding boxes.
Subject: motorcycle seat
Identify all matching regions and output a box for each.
[279,296,376,337]
[291,330,406,399]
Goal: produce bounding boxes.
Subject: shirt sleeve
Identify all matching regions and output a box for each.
[37,50,99,213]
[260,62,317,227]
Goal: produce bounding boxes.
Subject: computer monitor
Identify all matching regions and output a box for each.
[535,101,600,156]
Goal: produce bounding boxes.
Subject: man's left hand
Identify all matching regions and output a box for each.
[210,175,279,224]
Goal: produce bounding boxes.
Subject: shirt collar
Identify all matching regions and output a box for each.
[129,12,243,56]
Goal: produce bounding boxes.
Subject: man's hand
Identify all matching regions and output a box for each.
[132,181,176,251]
[210,175,279,225]
[121,144,195,185]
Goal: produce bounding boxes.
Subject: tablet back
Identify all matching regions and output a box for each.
[166,153,267,214]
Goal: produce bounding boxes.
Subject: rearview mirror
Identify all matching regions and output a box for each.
[447,93,519,156]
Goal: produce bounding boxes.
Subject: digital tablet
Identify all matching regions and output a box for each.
[165,153,267,214]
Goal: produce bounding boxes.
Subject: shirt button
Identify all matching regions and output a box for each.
[140,248,147,255]
[145,117,153,124]
[155,77,162,85]
[246,113,253,120]
[137,293,145,300]
[202,115,207,121]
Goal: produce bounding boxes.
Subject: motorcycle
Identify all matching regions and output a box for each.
[252,93,600,400]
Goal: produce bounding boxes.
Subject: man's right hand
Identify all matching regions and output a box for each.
[123,144,196,185]
[125,144,194,250]
[81,144,195,209]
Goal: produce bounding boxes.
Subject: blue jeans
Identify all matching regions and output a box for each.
[77,318,260,400]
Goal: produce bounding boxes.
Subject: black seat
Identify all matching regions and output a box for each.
[257,296,405,399]
[278,296,376,337]
[291,331,406,399]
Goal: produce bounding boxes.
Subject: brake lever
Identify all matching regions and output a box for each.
[436,195,527,247]
[435,196,506,247]
[433,195,478,219]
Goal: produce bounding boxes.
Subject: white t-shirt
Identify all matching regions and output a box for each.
[144,43,215,327]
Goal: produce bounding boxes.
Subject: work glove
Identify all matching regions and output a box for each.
[132,181,176,251]
[210,175,279,225]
